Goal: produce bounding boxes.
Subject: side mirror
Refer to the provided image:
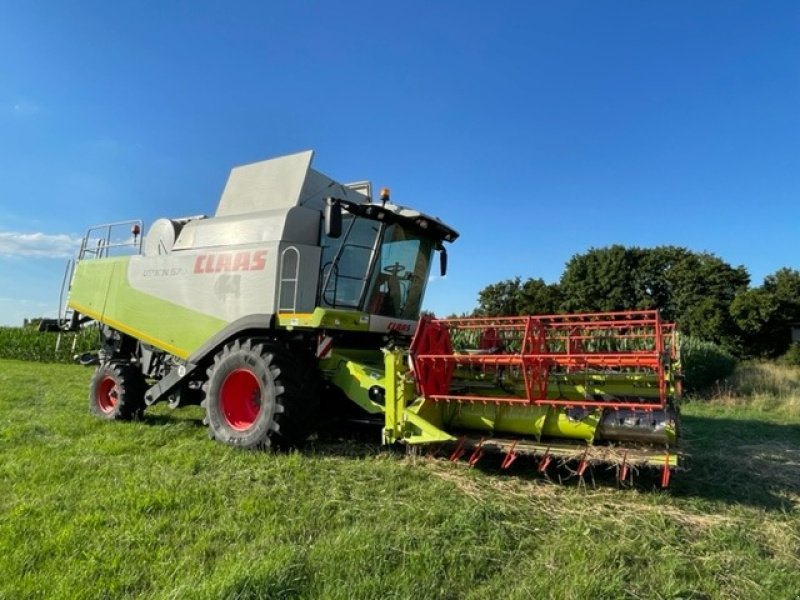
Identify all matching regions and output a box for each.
[439,246,448,277]
[324,198,342,238]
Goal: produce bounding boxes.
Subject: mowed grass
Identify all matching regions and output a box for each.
[1,360,799,599]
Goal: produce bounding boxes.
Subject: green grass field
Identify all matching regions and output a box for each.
[1,359,799,600]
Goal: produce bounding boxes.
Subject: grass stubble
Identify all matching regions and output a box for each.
[0,359,798,599]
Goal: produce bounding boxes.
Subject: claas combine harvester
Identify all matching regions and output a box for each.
[58,151,681,486]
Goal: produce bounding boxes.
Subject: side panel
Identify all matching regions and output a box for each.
[128,244,278,322]
[68,243,279,358]
[68,258,229,358]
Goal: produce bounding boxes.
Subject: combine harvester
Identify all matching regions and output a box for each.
[57,151,681,486]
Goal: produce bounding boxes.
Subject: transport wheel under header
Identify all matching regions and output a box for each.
[88,363,146,420]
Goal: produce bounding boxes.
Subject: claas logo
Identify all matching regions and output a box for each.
[194,250,267,273]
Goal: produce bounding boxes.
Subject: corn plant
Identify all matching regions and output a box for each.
[0,326,99,363]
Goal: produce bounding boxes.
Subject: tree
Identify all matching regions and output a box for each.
[731,268,800,357]
[559,245,640,312]
[476,277,562,316]
[476,244,754,352]
[653,249,748,351]
[519,278,562,315]
[476,277,524,316]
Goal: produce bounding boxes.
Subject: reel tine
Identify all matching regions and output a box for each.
[449,436,466,462]
[618,450,629,482]
[537,446,552,473]
[500,440,518,470]
[576,447,590,478]
[468,437,486,466]
[661,453,671,488]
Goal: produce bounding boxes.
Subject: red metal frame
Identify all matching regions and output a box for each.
[410,310,677,410]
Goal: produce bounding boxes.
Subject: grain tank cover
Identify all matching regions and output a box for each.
[171,151,371,252]
[215,151,313,216]
[214,150,368,217]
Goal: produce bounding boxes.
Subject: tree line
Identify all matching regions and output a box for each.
[474,245,800,358]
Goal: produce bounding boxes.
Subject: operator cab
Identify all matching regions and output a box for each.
[318,192,458,321]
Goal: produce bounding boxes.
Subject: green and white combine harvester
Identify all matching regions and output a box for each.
[60,151,681,485]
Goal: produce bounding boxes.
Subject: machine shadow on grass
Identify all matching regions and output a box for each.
[476,413,800,510]
[139,411,204,427]
[308,415,800,511]
[670,413,800,511]
[136,410,800,511]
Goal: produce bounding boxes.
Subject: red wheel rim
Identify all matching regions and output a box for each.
[96,376,118,414]
[220,369,262,431]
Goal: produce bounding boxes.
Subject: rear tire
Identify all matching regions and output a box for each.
[202,338,319,449]
[88,363,146,420]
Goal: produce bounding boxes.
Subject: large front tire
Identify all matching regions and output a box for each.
[88,363,146,420]
[202,339,317,449]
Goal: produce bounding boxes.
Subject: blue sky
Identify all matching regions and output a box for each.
[1,1,798,325]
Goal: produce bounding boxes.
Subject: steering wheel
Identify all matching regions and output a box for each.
[383,262,406,276]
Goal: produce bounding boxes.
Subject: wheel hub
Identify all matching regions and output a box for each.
[96,376,118,414]
[220,369,262,431]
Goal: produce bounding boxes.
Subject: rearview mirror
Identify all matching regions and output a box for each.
[324,198,342,238]
[439,246,448,277]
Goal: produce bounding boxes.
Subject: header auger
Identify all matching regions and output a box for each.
[58,150,681,487]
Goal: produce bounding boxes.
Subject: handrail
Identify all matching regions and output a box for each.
[57,259,74,328]
[78,220,144,260]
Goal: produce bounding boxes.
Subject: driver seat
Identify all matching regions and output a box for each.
[369,273,402,316]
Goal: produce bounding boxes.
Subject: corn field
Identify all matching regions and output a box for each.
[0,326,99,363]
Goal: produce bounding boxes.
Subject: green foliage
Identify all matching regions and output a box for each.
[713,361,800,414]
[475,245,800,358]
[519,277,563,315]
[2,359,800,599]
[559,245,748,351]
[559,244,641,313]
[780,342,800,367]
[476,276,561,316]
[0,326,98,363]
[680,335,737,392]
[731,269,800,357]
[476,277,525,316]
